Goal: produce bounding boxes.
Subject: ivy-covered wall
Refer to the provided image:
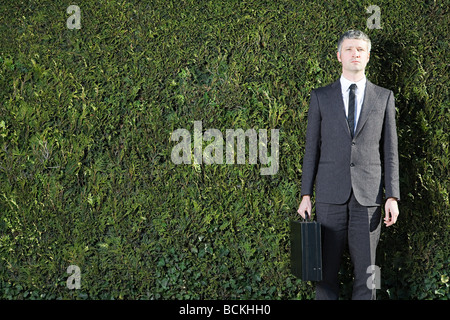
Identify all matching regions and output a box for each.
[0,0,448,299]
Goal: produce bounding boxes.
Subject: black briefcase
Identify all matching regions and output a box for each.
[290,213,322,281]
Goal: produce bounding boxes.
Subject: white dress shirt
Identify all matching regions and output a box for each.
[340,74,366,132]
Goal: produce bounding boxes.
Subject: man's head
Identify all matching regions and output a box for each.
[337,30,371,79]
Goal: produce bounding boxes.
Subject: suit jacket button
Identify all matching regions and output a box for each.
[351,142,356,146]
[350,163,355,167]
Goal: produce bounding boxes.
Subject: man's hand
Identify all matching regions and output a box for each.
[297,195,312,219]
[384,197,399,227]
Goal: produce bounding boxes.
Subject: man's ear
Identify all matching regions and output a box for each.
[337,51,341,62]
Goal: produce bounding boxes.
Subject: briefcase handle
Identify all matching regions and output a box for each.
[304,211,310,221]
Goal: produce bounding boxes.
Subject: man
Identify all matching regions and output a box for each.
[298,30,400,300]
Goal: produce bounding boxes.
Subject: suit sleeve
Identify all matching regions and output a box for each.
[300,90,321,197]
[382,90,400,200]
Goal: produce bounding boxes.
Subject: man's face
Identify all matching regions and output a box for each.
[337,38,370,73]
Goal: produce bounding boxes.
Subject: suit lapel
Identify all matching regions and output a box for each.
[354,80,379,138]
[330,80,352,137]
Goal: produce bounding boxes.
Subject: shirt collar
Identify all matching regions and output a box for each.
[340,74,367,93]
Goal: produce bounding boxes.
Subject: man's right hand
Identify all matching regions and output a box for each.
[297,195,312,219]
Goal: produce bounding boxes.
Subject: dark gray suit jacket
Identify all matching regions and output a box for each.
[300,79,400,206]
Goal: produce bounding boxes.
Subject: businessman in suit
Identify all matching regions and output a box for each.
[297,30,400,300]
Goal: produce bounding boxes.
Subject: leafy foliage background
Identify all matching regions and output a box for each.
[0,0,448,299]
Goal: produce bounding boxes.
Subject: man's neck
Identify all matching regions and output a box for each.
[342,70,366,82]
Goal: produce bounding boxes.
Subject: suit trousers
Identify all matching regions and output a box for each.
[315,191,382,300]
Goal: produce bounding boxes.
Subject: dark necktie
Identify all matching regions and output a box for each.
[347,84,356,137]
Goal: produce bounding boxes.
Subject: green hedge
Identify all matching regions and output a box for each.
[0,0,448,299]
